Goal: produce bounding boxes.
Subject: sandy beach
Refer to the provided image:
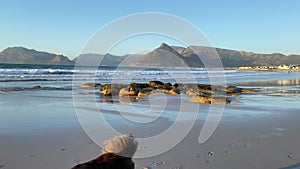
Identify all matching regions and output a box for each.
[1,76,300,169]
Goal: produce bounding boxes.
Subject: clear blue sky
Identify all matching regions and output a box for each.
[0,0,299,59]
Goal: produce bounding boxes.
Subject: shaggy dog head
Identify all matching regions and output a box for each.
[72,134,138,169]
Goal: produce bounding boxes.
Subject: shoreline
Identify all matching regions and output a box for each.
[225,67,300,72]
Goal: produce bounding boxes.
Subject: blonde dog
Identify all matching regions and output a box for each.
[72,134,138,169]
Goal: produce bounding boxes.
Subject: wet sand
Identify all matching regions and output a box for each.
[0,79,300,169]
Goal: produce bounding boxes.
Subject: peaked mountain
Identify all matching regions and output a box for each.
[118,43,188,67]
[0,47,74,65]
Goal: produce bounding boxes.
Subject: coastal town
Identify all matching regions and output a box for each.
[235,64,300,71]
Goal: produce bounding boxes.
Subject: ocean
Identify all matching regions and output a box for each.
[1,63,299,87]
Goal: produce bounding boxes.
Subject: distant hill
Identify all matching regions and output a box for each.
[0,47,74,65]
[73,53,122,66]
[1,45,300,67]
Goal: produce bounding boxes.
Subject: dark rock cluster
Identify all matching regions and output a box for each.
[88,81,257,104]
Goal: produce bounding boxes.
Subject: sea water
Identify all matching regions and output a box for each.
[1,63,300,135]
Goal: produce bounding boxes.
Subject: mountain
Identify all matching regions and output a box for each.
[117,43,188,67]
[74,53,122,66]
[0,47,74,65]
[106,44,300,68]
[1,45,300,67]
[172,45,300,67]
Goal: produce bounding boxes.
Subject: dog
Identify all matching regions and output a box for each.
[72,134,138,169]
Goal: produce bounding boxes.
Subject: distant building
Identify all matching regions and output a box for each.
[277,64,289,70]
[238,66,252,70]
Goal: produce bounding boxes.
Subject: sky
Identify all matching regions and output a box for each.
[0,0,299,59]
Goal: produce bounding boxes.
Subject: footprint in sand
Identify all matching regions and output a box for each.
[144,161,167,169]
[288,152,295,159]
[274,128,286,136]
[224,148,230,154]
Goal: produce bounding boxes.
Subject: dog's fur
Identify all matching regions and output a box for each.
[72,134,138,169]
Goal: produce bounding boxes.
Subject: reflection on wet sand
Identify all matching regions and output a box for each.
[99,95,138,104]
[238,79,300,86]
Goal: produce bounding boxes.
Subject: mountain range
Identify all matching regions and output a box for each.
[1,44,300,67]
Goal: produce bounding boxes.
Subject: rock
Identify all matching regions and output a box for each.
[224,86,256,94]
[80,83,101,88]
[11,87,24,91]
[241,88,256,93]
[210,97,231,104]
[31,85,42,89]
[149,81,164,89]
[137,91,151,97]
[163,82,173,90]
[98,82,251,104]
[173,83,179,88]
[128,83,151,96]
[169,88,180,95]
[189,96,211,104]
[186,89,199,96]
[223,85,241,93]
[189,96,231,104]
[129,83,150,89]
[100,84,113,96]
[100,84,125,96]
[198,84,212,91]
[119,88,136,97]
[158,89,170,94]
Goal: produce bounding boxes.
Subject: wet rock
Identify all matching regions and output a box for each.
[189,96,211,104]
[80,83,101,88]
[119,88,136,97]
[198,84,212,91]
[169,88,180,95]
[224,85,241,93]
[129,83,150,90]
[189,96,231,104]
[149,81,164,89]
[241,88,256,93]
[223,86,256,94]
[186,88,199,96]
[31,85,42,89]
[163,82,173,90]
[137,90,151,97]
[11,87,24,91]
[100,84,125,96]
[98,82,254,104]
